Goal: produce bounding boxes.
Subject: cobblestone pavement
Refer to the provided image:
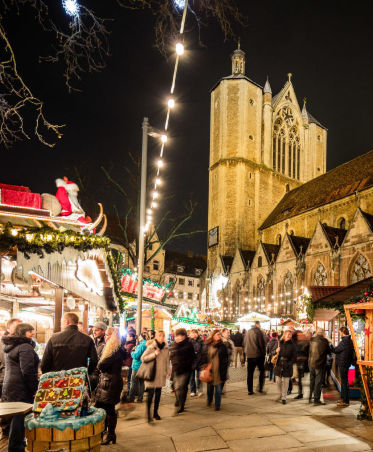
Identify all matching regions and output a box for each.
[107,368,373,452]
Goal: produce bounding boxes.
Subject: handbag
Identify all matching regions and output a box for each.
[199,363,212,383]
[271,352,279,366]
[137,357,157,381]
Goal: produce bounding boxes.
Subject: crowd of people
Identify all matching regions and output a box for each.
[0,313,356,451]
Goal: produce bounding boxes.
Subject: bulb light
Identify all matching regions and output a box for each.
[157,159,163,168]
[176,42,185,55]
[156,178,161,185]
[62,0,79,16]
[161,134,168,143]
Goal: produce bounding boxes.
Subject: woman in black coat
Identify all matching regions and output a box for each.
[274,330,296,405]
[2,323,39,452]
[200,329,229,411]
[95,327,127,445]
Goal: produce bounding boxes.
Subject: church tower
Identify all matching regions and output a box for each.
[207,46,327,282]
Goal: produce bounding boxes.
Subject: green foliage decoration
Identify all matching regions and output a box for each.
[0,222,110,258]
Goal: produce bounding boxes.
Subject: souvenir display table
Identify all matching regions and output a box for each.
[0,402,32,419]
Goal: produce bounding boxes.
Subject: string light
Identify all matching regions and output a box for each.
[145,0,188,227]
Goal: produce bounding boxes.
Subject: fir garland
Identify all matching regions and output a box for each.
[0,223,110,258]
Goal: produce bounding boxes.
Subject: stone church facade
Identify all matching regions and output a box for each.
[206,46,373,321]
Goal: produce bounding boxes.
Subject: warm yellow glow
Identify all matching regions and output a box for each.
[11,229,18,236]
[153,191,159,199]
[156,178,161,185]
[151,202,158,208]
[168,98,175,109]
[157,159,163,167]
[176,42,184,55]
[161,134,168,143]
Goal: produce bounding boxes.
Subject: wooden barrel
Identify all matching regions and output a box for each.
[25,418,105,452]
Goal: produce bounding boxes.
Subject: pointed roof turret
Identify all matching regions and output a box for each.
[302,97,309,120]
[263,76,272,94]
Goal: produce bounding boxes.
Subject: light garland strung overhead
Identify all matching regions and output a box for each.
[145,0,189,230]
[62,0,80,17]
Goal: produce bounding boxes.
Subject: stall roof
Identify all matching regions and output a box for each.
[314,277,373,304]
[308,286,344,302]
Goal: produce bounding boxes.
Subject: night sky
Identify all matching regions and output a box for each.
[1,0,373,255]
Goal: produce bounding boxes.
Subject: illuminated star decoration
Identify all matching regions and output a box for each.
[62,0,79,17]
[364,327,371,337]
[174,0,186,8]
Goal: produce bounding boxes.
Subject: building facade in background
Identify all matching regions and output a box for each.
[207,46,373,321]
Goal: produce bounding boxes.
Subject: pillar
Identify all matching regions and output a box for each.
[54,288,64,333]
[83,302,89,334]
[98,307,104,322]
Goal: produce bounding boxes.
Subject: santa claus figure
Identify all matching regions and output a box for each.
[55,177,91,224]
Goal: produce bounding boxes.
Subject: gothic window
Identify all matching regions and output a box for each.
[272,108,301,180]
[351,254,371,283]
[282,271,293,315]
[277,234,282,246]
[313,264,327,286]
[258,256,262,267]
[339,217,346,230]
[257,276,265,312]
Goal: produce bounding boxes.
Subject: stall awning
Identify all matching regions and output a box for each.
[315,277,373,305]
[313,308,340,321]
[16,248,118,311]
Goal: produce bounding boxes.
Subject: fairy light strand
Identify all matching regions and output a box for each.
[145,0,189,231]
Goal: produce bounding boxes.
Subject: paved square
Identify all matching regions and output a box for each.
[107,370,373,451]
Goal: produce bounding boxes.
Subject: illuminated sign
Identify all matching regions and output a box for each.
[121,269,174,304]
[76,259,103,295]
[208,227,219,247]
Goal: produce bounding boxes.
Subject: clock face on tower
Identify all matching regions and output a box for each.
[208,227,219,248]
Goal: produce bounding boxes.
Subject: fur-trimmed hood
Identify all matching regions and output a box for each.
[2,335,35,353]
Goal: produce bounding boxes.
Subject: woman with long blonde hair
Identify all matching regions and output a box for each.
[95,327,127,445]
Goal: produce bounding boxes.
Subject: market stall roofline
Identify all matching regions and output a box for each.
[314,277,373,304]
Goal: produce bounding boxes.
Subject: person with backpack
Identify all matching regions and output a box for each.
[332,326,355,407]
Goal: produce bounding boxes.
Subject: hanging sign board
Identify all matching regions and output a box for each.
[121,269,174,304]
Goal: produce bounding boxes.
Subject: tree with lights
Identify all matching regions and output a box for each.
[0,0,242,148]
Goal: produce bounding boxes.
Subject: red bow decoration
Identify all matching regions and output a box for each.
[364,327,371,337]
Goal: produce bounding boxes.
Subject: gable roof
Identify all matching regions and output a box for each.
[361,209,373,231]
[221,255,234,273]
[321,224,347,248]
[288,234,310,255]
[261,243,280,264]
[239,249,256,269]
[308,112,326,130]
[260,150,373,230]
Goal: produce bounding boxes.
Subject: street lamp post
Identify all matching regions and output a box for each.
[136,117,165,337]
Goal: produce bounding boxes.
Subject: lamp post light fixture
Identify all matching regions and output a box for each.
[136,117,166,336]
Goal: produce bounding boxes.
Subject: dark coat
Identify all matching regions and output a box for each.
[2,336,39,403]
[190,336,204,370]
[201,341,229,383]
[231,332,243,347]
[41,325,98,374]
[333,335,355,368]
[95,347,127,405]
[244,326,265,358]
[266,338,279,358]
[274,339,297,378]
[308,334,331,369]
[170,338,195,376]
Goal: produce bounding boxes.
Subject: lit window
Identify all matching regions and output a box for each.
[351,255,371,283]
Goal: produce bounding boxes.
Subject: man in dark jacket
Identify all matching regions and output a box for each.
[170,328,195,414]
[92,321,107,359]
[308,328,331,405]
[189,329,204,396]
[41,312,98,374]
[231,330,244,367]
[333,326,355,407]
[244,321,266,394]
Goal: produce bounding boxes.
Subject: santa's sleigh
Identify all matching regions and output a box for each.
[0,183,107,235]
